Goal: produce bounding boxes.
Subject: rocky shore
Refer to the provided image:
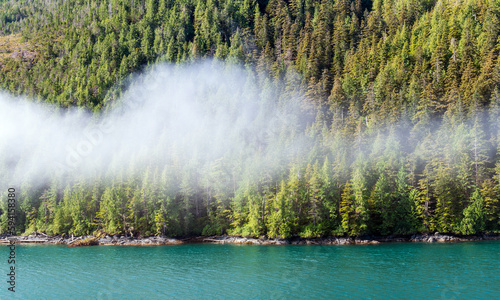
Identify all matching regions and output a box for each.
[0,234,183,246]
[1,232,499,246]
[203,232,500,245]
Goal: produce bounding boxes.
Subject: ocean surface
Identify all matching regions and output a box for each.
[1,241,499,299]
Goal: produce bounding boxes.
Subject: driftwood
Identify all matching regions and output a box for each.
[66,236,83,246]
[68,237,99,247]
[203,238,219,242]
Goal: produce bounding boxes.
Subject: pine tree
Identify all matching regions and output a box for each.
[480,179,499,231]
[351,164,369,235]
[267,180,293,238]
[340,180,354,235]
[370,173,393,235]
[460,190,486,235]
[394,167,418,234]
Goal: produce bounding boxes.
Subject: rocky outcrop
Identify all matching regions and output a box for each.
[97,235,182,246]
[0,234,182,246]
[0,234,66,245]
[205,233,500,245]
[203,236,290,245]
[411,233,465,243]
[203,236,381,245]
[1,232,499,246]
[10,50,37,61]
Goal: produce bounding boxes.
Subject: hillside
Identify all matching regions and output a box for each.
[0,0,499,237]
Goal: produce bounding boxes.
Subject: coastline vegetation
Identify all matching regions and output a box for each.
[0,0,500,238]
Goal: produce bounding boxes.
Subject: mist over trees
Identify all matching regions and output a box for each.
[0,0,499,237]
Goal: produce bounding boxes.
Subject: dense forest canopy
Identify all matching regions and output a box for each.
[0,0,499,237]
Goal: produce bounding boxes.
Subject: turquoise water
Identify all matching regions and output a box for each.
[1,241,499,299]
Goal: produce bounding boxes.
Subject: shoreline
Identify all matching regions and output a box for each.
[1,232,500,246]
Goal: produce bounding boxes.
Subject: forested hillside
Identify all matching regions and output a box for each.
[1,0,499,237]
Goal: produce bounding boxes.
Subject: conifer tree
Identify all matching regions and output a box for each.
[460,190,486,235]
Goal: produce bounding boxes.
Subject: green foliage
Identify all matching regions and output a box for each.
[460,190,486,235]
[1,0,500,238]
[267,181,293,239]
[340,181,355,235]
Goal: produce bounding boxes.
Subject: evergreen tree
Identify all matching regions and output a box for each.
[460,190,486,235]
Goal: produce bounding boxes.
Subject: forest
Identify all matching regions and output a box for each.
[0,0,499,238]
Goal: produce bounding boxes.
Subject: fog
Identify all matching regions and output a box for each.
[0,61,315,190]
[2,60,497,197]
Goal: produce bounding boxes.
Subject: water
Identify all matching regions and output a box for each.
[1,241,499,299]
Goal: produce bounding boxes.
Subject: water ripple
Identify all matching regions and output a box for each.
[1,242,499,299]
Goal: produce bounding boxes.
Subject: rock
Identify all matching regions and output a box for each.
[412,234,429,242]
[337,238,353,245]
[354,239,379,245]
[354,239,367,244]
[10,50,37,61]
